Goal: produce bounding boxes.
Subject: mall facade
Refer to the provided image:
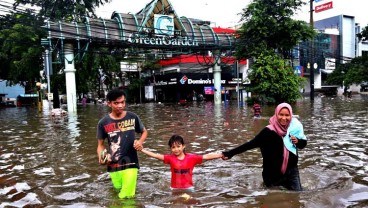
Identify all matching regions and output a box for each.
[144,54,248,102]
[41,0,368,106]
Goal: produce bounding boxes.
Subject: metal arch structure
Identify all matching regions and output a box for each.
[42,0,237,112]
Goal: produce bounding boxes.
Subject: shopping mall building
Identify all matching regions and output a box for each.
[42,0,368,107]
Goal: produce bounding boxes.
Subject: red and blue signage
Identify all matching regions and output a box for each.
[294,66,304,77]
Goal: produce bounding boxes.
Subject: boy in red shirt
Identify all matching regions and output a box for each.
[252,99,262,118]
[140,134,222,190]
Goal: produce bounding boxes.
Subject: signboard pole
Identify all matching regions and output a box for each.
[236,61,240,106]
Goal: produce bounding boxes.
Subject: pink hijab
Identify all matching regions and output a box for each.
[267,103,293,174]
[266,103,293,137]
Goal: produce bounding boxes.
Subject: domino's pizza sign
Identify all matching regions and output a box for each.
[154,14,174,36]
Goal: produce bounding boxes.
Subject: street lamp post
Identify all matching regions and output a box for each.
[235,60,240,106]
[137,62,142,104]
[36,82,42,111]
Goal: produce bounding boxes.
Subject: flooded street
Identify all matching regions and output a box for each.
[1,96,368,208]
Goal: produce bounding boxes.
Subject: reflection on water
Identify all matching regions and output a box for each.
[1,96,368,207]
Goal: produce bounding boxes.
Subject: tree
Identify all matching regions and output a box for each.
[0,0,111,94]
[0,11,45,91]
[248,53,305,103]
[357,25,368,42]
[74,47,121,99]
[235,0,316,59]
[327,56,368,88]
[234,0,315,103]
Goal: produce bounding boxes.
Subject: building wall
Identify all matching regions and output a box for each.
[357,41,368,56]
[341,15,356,59]
[305,15,366,94]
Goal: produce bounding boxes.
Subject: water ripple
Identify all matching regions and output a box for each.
[0,97,367,207]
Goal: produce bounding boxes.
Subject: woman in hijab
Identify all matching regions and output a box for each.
[222,103,307,191]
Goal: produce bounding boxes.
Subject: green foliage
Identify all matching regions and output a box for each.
[247,53,305,103]
[357,25,368,42]
[141,60,161,71]
[75,47,121,96]
[327,56,368,86]
[126,76,143,103]
[0,0,111,92]
[235,0,316,59]
[234,0,314,103]
[0,12,45,89]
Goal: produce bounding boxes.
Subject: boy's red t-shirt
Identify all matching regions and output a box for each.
[253,103,262,116]
[163,153,203,189]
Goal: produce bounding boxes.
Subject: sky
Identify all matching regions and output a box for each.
[96,0,368,28]
[0,0,366,27]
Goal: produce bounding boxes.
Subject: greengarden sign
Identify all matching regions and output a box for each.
[127,34,199,47]
[315,1,333,13]
[154,14,174,36]
[126,14,200,47]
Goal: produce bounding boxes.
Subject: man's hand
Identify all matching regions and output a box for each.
[97,142,106,165]
[134,140,143,151]
[99,149,108,165]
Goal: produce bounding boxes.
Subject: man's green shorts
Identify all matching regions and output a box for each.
[109,168,138,199]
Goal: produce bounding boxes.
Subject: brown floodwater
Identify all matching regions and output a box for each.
[1,95,368,208]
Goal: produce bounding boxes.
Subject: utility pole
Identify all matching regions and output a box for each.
[236,60,239,106]
[309,0,315,100]
[45,49,51,96]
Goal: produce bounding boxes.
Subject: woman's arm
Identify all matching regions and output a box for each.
[223,128,268,159]
[296,139,307,149]
[290,134,307,150]
[141,148,164,161]
[203,153,223,160]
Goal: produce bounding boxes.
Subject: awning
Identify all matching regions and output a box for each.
[212,27,236,34]
[320,69,334,74]
[159,55,247,66]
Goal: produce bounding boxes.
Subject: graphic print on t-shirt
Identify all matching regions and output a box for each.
[103,119,136,133]
[102,118,136,163]
[174,168,190,174]
[110,135,121,162]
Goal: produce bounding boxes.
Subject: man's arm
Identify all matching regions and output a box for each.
[97,139,106,164]
[134,127,148,151]
[141,148,164,161]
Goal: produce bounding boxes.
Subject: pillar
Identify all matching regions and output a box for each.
[213,51,222,105]
[64,43,77,113]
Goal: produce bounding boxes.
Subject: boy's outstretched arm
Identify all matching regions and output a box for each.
[203,153,223,160]
[141,148,164,161]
